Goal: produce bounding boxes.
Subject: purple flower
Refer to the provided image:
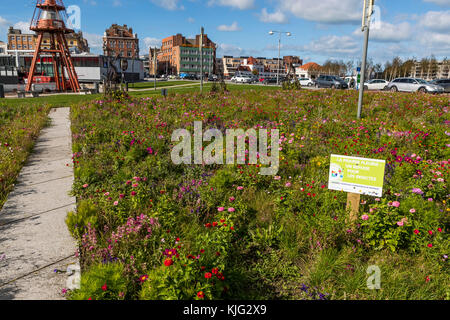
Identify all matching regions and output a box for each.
[411,188,424,195]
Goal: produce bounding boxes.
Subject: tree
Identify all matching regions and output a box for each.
[419,57,429,79]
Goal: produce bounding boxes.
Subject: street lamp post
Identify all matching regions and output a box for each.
[357,0,375,119]
[269,30,291,86]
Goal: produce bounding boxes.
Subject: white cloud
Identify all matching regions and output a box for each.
[208,0,254,10]
[217,21,241,32]
[353,21,413,42]
[259,8,288,24]
[420,10,450,31]
[423,0,450,6]
[297,35,360,56]
[13,21,31,33]
[142,37,161,52]
[277,0,362,24]
[150,0,184,10]
[187,17,195,23]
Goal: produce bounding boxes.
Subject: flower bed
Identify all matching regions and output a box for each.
[68,90,449,300]
[0,104,50,209]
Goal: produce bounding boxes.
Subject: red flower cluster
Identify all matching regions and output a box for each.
[164,258,174,267]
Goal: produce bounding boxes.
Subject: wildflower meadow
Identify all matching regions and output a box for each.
[62,88,449,300]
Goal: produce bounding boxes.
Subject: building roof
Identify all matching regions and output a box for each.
[299,62,321,70]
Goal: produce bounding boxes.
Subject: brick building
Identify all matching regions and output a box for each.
[157,33,216,76]
[7,27,89,54]
[103,24,139,58]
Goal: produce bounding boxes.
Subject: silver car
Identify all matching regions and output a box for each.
[386,78,444,93]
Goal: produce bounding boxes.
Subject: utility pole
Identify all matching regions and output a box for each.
[357,0,375,119]
[153,47,157,91]
[269,31,291,86]
[200,27,204,93]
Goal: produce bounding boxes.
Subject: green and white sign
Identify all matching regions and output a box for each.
[328,154,386,197]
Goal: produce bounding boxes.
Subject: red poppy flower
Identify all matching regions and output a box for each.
[428,230,433,235]
[414,229,420,235]
[164,259,174,267]
[205,272,212,279]
[213,222,218,227]
[437,228,442,233]
[197,291,205,299]
[212,268,219,275]
[101,283,107,291]
[200,249,205,253]
[427,243,433,248]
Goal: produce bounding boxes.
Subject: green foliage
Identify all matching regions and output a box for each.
[66,200,99,238]
[68,263,128,300]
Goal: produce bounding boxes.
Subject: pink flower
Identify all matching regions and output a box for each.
[361,215,369,221]
[228,208,235,212]
[131,191,137,196]
[229,197,235,202]
[397,221,404,227]
[274,176,281,180]
[83,184,89,188]
[218,207,225,212]
[392,201,400,208]
[119,194,125,199]
[285,182,292,188]
[409,208,416,213]
[237,186,244,191]
[114,201,119,206]
[104,192,110,196]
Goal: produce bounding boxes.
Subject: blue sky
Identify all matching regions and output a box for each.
[1,0,449,64]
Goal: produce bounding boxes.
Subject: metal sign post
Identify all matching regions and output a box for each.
[200,27,204,93]
[357,0,375,119]
[154,47,157,91]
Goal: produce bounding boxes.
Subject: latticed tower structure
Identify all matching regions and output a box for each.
[26,0,80,92]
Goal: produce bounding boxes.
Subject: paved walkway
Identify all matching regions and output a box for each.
[0,107,78,300]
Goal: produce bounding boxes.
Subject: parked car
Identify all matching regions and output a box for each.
[363,79,389,91]
[235,75,253,84]
[314,75,348,89]
[208,74,218,81]
[344,76,358,88]
[230,76,238,83]
[262,78,278,85]
[429,79,450,93]
[298,77,314,86]
[386,78,445,93]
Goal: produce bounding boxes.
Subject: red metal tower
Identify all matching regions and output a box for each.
[26,0,80,92]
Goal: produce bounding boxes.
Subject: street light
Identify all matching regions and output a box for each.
[269,30,292,85]
[357,0,375,119]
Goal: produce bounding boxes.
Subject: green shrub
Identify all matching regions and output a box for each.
[66,200,99,238]
[68,262,128,300]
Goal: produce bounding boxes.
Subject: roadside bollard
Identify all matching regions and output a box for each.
[0,84,4,98]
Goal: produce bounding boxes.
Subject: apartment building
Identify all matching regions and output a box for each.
[7,27,36,53]
[410,60,450,80]
[7,27,89,54]
[222,56,244,77]
[157,33,216,76]
[103,24,139,58]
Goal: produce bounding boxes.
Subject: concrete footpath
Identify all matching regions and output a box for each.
[0,107,78,300]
